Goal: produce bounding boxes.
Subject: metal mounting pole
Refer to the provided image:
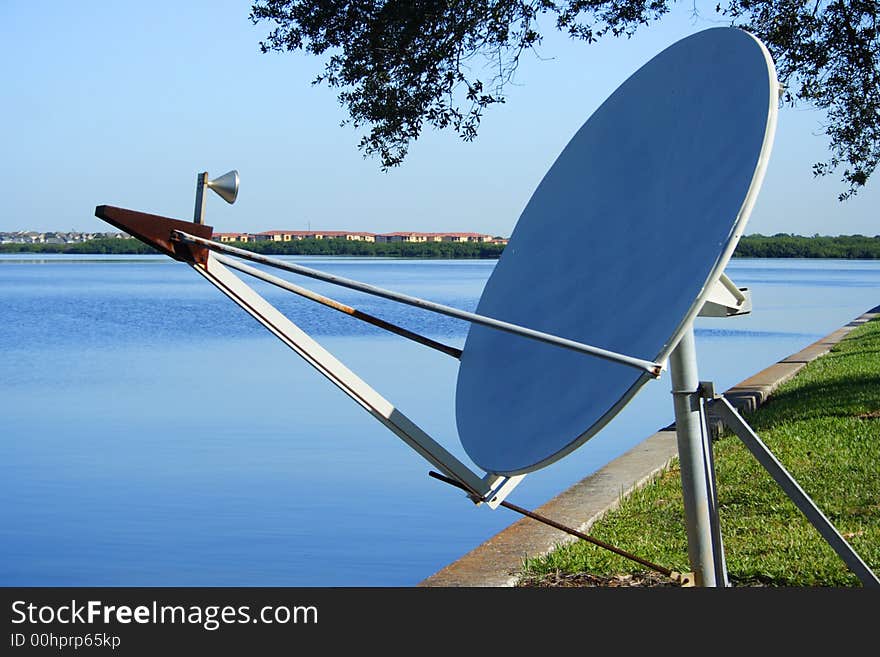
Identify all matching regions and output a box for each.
[193,172,209,224]
[669,327,725,587]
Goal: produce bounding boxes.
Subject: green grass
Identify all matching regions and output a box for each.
[519,316,880,587]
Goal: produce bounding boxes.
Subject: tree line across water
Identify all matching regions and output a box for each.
[733,234,880,259]
[2,234,880,259]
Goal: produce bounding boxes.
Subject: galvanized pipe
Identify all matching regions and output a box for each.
[428,470,684,582]
[215,254,463,359]
[669,328,723,587]
[174,231,663,377]
[193,172,208,224]
[719,272,747,305]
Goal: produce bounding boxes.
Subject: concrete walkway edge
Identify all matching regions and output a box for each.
[418,305,880,587]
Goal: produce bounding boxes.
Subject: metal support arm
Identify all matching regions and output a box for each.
[174,231,664,377]
[713,395,880,587]
[192,252,521,507]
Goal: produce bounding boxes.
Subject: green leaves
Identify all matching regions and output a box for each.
[251,1,880,199]
[723,0,880,201]
[251,1,532,169]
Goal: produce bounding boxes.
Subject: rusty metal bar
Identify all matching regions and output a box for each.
[215,254,462,359]
[95,205,213,265]
[427,470,683,581]
[174,231,664,377]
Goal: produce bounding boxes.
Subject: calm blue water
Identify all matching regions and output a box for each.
[1,255,878,585]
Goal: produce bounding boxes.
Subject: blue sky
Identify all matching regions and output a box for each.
[1,1,876,237]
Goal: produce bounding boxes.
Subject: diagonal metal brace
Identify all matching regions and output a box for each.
[713,396,880,587]
[91,204,526,508]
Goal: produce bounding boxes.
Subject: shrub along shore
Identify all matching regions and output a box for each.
[518,316,880,587]
[2,233,880,259]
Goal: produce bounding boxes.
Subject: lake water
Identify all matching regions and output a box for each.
[1,255,878,585]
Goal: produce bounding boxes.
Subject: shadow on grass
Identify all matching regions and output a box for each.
[825,347,880,361]
[739,373,880,431]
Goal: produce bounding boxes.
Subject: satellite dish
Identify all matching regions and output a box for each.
[207,170,239,204]
[94,28,879,587]
[455,27,778,475]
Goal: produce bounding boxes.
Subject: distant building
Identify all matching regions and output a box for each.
[375,231,495,243]
[203,229,506,246]
[322,231,376,242]
[437,232,494,243]
[376,232,436,243]
[214,232,252,243]
[252,230,376,242]
[0,230,125,244]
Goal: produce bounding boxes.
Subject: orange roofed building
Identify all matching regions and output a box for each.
[213,230,506,244]
[375,232,496,243]
[252,230,377,242]
[214,232,253,243]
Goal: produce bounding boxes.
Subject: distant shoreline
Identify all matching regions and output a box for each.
[1,234,879,259]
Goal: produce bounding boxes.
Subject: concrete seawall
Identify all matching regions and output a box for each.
[418,305,880,587]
